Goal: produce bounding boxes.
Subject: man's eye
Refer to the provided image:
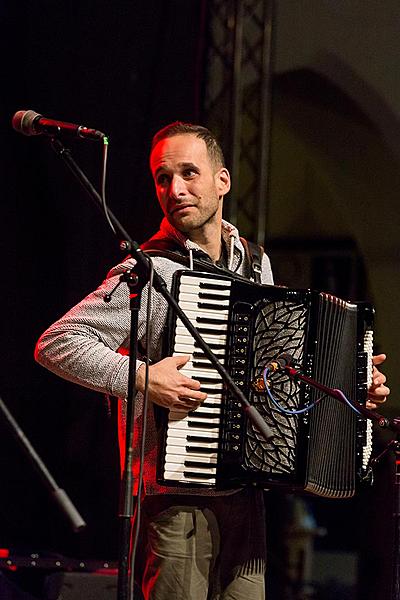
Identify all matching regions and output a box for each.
[183,169,197,178]
[157,174,169,185]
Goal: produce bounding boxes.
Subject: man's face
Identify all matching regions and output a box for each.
[150,134,230,235]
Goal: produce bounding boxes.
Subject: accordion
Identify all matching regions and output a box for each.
[157,270,374,498]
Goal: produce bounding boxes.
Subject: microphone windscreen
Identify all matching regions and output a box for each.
[12,110,42,135]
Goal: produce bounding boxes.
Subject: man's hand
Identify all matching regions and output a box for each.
[136,355,207,411]
[366,353,390,410]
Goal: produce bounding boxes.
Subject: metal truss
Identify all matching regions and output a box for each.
[202,0,274,245]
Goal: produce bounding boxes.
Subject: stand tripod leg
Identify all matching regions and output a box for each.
[392,440,400,600]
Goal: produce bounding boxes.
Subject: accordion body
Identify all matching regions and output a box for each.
[157,270,374,498]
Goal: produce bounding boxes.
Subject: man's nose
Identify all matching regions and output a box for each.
[170,175,187,198]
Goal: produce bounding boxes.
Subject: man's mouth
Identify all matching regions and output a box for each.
[169,204,195,216]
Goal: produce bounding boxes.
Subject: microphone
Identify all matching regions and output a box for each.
[12,110,106,141]
[252,352,293,393]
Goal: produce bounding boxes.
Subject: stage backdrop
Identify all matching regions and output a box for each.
[0,0,206,559]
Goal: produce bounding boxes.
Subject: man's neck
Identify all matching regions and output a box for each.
[187,222,222,262]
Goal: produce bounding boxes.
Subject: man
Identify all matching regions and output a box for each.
[35,122,389,599]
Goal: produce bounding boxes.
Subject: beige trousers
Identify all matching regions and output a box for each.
[137,488,266,600]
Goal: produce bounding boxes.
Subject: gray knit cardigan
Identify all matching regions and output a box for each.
[35,218,273,495]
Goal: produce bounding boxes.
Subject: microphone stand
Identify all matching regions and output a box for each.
[0,395,86,532]
[105,267,147,600]
[48,137,274,600]
[283,365,400,600]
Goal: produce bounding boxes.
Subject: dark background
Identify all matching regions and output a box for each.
[0,3,396,599]
[0,0,208,559]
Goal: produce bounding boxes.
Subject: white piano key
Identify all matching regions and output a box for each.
[179,366,224,378]
[166,430,218,442]
[178,303,229,318]
[168,415,221,425]
[169,407,221,419]
[165,437,219,451]
[175,333,227,346]
[171,397,223,413]
[179,367,222,380]
[190,322,229,333]
[176,311,228,324]
[201,398,223,406]
[178,323,228,334]
[166,428,219,439]
[180,277,231,288]
[165,449,218,461]
[174,330,228,343]
[192,406,222,415]
[165,450,218,459]
[178,291,230,304]
[168,400,222,413]
[180,282,231,294]
[165,440,218,462]
[163,464,217,475]
[175,327,228,342]
[178,303,229,315]
[167,434,220,447]
[166,435,219,448]
[165,451,218,464]
[194,408,222,416]
[183,359,220,370]
[163,471,216,485]
[173,344,225,357]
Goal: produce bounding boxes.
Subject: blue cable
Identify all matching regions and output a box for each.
[332,387,363,416]
[262,367,363,417]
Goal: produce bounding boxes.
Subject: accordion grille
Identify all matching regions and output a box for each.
[245,298,307,475]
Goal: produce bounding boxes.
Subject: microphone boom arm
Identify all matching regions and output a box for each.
[284,365,399,432]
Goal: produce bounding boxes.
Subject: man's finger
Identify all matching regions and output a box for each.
[372,353,386,366]
[173,354,191,368]
[182,389,207,401]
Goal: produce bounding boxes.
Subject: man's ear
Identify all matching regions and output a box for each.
[215,167,231,196]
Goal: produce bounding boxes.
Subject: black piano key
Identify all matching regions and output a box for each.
[195,327,224,335]
[188,410,220,418]
[198,302,227,311]
[198,292,229,301]
[196,317,228,325]
[197,377,222,384]
[188,420,220,428]
[192,361,215,369]
[186,446,218,454]
[192,351,224,359]
[187,435,220,443]
[199,282,231,291]
[184,471,216,480]
[194,341,226,350]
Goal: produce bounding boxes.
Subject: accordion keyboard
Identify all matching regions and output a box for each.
[163,275,232,485]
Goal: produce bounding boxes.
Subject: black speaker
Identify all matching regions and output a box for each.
[44,572,144,600]
[45,572,118,600]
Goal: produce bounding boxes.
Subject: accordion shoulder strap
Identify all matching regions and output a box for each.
[240,237,264,283]
[140,236,264,281]
[141,248,231,277]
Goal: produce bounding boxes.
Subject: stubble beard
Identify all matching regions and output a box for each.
[170,203,220,236]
